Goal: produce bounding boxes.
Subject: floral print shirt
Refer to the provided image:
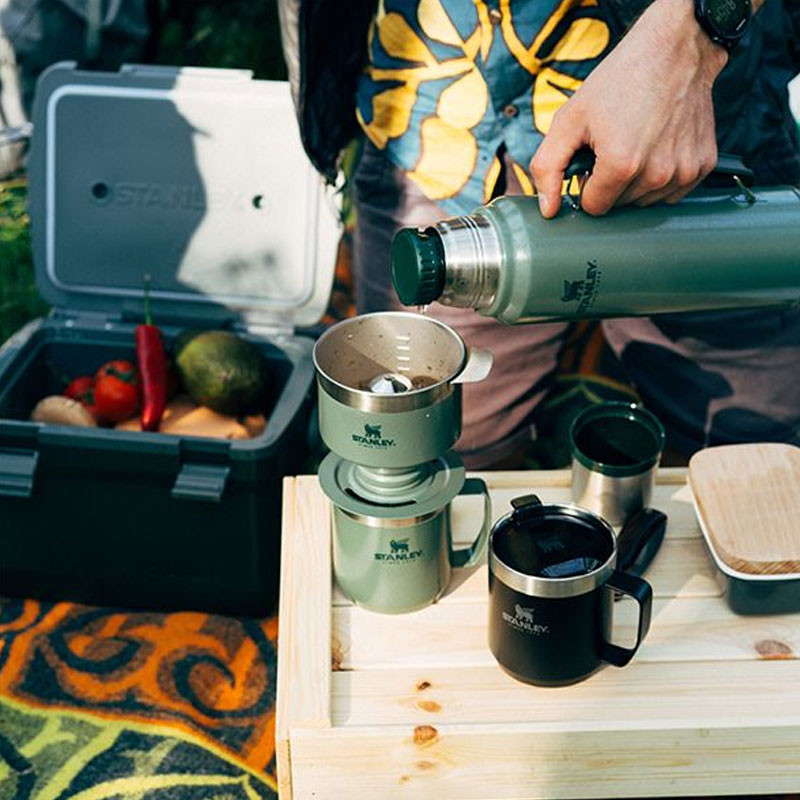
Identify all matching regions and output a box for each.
[356,0,614,214]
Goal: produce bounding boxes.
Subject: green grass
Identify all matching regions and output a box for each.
[155,0,287,80]
[0,179,48,343]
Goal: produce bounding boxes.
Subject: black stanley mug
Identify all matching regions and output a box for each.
[488,495,653,686]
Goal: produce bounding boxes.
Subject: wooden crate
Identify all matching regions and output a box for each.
[276,469,800,799]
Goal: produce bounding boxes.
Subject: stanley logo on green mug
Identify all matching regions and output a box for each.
[374,537,423,562]
[352,423,396,449]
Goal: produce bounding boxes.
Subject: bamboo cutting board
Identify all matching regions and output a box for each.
[276,469,800,800]
[689,444,800,575]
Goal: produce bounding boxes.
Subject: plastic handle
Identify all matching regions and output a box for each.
[450,477,492,568]
[563,148,755,187]
[171,463,230,502]
[0,448,39,498]
[509,493,544,527]
[706,153,756,187]
[616,508,667,577]
[564,146,597,182]
[601,570,653,668]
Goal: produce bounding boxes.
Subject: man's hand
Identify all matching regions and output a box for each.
[530,0,729,218]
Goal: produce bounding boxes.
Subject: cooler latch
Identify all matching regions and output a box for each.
[0,448,39,498]
[171,463,230,503]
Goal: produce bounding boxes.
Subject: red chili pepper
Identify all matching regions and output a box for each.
[135,276,167,431]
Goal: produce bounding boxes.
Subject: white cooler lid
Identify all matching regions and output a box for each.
[28,63,340,331]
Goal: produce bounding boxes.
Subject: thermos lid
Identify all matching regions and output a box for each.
[391,228,446,306]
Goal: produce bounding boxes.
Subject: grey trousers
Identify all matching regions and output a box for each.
[353,141,800,468]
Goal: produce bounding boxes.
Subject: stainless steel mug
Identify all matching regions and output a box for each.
[312,312,492,469]
[570,402,665,527]
[488,494,653,686]
[320,453,492,614]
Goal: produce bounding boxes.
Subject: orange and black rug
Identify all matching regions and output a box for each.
[0,599,279,799]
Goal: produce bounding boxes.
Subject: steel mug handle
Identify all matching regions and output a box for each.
[452,348,493,385]
[601,570,653,667]
[449,477,492,568]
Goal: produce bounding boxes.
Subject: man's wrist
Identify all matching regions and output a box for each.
[648,0,729,77]
[693,0,762,62]
[690,2,730,78]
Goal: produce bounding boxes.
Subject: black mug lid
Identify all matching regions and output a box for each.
[489,495,617,598]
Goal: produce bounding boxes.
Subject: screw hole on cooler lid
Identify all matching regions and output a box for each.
[90,181,110,201]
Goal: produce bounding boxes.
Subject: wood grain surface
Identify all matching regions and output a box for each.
[689,444,800,574]
[276,468,800,800]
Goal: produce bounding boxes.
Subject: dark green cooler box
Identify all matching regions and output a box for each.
[0,63,339,616]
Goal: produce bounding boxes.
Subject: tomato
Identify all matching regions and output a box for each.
[63,375,100,421]
[94,376,140,423]
[95,360,139,383]
[93,361,141,423]
[64,376,94,401]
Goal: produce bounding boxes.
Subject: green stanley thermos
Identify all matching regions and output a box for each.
[391,152,800,323]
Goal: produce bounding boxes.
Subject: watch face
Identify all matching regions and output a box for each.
[703,0,750,38]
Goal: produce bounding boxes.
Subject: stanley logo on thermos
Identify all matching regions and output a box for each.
[561,260,601,314]
[352,424,396,448]
[375,538,423,562]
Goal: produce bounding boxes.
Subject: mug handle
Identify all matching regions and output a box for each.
[601,570,653,667]
[449,477,492,568]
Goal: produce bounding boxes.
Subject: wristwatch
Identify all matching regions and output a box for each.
[693,0,751,50]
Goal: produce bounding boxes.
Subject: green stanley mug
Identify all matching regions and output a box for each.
[330,476,491,614]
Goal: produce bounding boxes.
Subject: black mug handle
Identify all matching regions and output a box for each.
[564,147,755,188]
[616,508,667,577]
[601,570,653,668]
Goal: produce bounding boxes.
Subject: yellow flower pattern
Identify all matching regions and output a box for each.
[355,0,612,213]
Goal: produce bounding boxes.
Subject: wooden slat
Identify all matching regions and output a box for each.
[280,467,800,799]
[334,536,720,606]
[333,595,800,670]
[275,476,296,800]
[330,660,800,727]
[276,476,334,799]
[289,721,800,800]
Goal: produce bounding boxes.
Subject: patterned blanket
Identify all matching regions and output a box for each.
[0,600,278,799]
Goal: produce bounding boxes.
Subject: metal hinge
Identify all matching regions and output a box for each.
[51,308,118,332]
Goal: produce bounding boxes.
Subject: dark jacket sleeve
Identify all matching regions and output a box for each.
[279,0,375,182]
[788,0,800,74]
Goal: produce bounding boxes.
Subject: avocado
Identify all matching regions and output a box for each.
[175,330,268,416]
[173,328,202,359]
